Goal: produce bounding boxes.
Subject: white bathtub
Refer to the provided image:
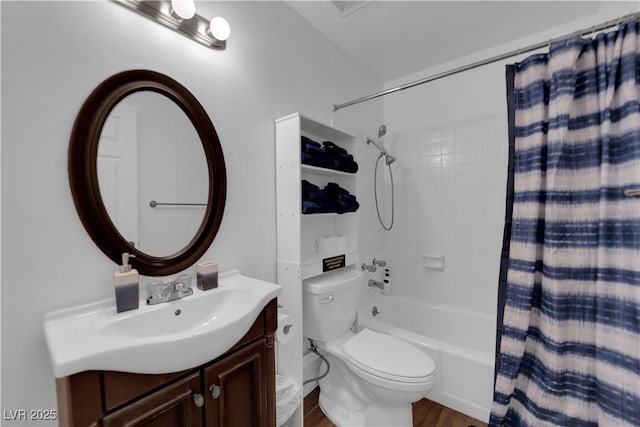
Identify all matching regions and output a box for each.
[356,294,495,422]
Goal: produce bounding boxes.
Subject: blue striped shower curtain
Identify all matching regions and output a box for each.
[491,21,640,426]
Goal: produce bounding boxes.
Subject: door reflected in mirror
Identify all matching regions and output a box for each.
[98,92,208,257]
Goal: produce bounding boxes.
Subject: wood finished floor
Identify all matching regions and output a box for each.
[303,387,488,427]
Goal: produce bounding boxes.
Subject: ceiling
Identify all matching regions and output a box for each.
[285,1,616,82]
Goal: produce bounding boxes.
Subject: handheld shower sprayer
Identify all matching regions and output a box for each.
[375,125,395,164]
[367,124,395,230]
[367,126,396,165]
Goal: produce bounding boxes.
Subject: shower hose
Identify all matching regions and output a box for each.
[374,154,394,231]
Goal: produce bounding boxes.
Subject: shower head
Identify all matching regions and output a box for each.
[368,125,396,164]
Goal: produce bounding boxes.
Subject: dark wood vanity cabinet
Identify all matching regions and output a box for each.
[102,373,203,427]
[205,339,268,427]
[55,300,277,427]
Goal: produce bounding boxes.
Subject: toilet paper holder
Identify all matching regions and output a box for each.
[276,313,296,344]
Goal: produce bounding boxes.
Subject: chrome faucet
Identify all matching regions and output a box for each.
[368,279,384,290]
[361,262,377,272]
[146,274,194,305]
[372,258,387,267]
[362,258,387,272]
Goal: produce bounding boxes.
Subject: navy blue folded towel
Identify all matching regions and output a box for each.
[302,179,319,192]
[325,182,349,195]
[301,152,327,169]
[302,136,321,150]
[301,181,359,214]
[301,137,358,174]
[302,136,324,156]
[325,182,359,213]
[333,198,360,214]
[324,141,358,173]
[302,200,331,214]
[323,141,348,154]
[302,180,329,202]
[324,154,358,173]
[301,136,328,168]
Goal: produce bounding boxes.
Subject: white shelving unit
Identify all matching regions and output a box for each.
[275,113,359,427]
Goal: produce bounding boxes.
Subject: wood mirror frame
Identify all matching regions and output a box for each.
[68,70,226,276]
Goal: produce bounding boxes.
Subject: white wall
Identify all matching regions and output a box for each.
[381,2,638,317]
[0,1,382,422]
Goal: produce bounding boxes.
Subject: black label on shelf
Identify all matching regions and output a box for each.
[322,255,346,272]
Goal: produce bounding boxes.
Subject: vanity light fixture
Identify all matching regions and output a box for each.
[170,0,196,20]
[209,16,231,41]
[114,0,230,49]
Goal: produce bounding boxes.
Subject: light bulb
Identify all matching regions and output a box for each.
[171,0,196,20]
[209,17,231,41]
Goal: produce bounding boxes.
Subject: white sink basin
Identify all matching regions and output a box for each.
[43,270,281,378]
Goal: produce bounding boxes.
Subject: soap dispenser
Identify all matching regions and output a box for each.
[114,253,139,313]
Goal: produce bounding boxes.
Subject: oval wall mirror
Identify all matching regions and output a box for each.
[69,70,226,276]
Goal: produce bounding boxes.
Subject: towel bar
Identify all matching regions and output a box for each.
[624,189,640,197]
[149,200,207,208]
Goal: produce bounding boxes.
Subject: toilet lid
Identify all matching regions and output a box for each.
[344,329,435,383]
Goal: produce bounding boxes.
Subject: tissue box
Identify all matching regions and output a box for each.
[197,261,218,290]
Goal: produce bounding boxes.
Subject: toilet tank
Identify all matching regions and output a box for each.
[303,268,363,342]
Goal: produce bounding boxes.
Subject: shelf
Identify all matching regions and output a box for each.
[300,252,359,280]
[301,212,358,217]
[301,164,356,178]
[300,115,354,142]
[275,112,359,427]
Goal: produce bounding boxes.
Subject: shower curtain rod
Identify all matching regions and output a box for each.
[333,11,640,112]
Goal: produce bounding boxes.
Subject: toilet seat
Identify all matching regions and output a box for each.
[344,329,435,385]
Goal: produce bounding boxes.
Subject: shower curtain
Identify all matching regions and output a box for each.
[491,20,640,426]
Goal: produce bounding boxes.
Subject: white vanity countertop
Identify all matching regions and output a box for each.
[43,270,281,378]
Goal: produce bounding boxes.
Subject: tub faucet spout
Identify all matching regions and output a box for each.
[368,279,384,290]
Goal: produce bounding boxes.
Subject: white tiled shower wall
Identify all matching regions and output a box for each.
[380,57,510,316]
[382,114,508,315]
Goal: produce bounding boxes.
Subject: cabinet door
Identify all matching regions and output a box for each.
[204,339,267,427]
[102,373,203,427]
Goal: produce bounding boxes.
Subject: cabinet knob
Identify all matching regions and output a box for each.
[210,384,221,399]
[193,393,205,407]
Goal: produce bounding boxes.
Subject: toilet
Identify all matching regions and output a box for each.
[303,268,436,427]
